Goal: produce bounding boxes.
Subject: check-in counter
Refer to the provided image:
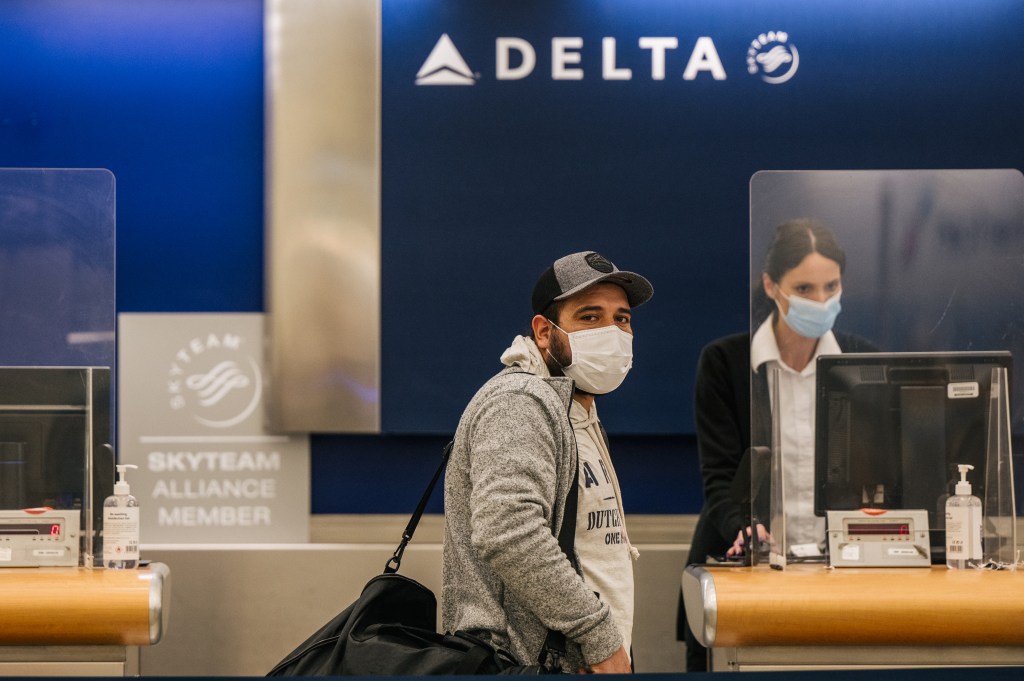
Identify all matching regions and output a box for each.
[0,563,170,676]
[683,563,1024,672]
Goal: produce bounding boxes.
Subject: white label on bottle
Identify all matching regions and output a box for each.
[948,382,980,399]
[103,507,140,562]
[946,505,983,559]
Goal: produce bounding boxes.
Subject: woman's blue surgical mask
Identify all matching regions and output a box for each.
[777,290,842,339]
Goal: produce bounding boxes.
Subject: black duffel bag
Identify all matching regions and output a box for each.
[266,441,570,676]
[267,572,532,675]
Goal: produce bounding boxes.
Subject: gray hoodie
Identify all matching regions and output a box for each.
[441,336,623,670]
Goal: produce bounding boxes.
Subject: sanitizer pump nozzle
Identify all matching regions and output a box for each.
[955,464,974,495]
[114,464,137,495]
[103,464,141,569]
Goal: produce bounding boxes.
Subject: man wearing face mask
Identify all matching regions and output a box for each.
[442,251,653,674]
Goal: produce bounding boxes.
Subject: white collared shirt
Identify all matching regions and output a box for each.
[751,318,842,549]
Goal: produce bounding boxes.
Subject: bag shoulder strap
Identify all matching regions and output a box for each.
[383,431,577,576]
[384,440,453,574]
[540,455,579,665]
[556,454,579,569]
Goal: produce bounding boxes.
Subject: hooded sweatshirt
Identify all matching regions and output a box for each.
[442,335,625,670]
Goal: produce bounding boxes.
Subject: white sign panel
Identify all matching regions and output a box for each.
[118,313,309,543]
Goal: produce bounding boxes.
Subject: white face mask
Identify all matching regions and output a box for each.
[548,323,634,395]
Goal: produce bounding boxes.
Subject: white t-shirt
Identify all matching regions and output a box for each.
[569,399,634,658]
[751,319,842,550]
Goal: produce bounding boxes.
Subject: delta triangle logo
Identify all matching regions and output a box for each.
[416,34,476,85]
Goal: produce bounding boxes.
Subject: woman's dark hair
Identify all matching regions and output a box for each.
[752,218,846,325]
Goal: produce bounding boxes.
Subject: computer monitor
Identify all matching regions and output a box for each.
[814,351,1012,557]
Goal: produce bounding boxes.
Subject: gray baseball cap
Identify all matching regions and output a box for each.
[531,251,654,315]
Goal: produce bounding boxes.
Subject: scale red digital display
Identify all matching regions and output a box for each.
[846,522,911,537]
[0,523,62,537]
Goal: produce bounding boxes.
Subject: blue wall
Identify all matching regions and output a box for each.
[0,0,265,313]
[2,0,1022,513]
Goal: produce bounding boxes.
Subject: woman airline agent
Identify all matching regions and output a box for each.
[678,219,876,672]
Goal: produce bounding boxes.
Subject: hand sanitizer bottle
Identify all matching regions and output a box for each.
[945,464,982,569]
[103,464,140,569]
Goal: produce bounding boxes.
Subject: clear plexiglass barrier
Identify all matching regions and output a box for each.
[0,169,116,568]
[749,169,1022,570]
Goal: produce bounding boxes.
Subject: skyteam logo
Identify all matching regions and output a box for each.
[747,31,799,84]
[167,332,263,429]
[416,34,477,85]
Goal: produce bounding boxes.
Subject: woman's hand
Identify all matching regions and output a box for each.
[726,524,770,557]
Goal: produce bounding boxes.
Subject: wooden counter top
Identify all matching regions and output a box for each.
[683,564,1024,648]
[0,562,169,646]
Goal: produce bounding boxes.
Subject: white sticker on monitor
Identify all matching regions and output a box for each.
[841,544,860,561]
[948,382,980,399]
[0,547,10,561]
